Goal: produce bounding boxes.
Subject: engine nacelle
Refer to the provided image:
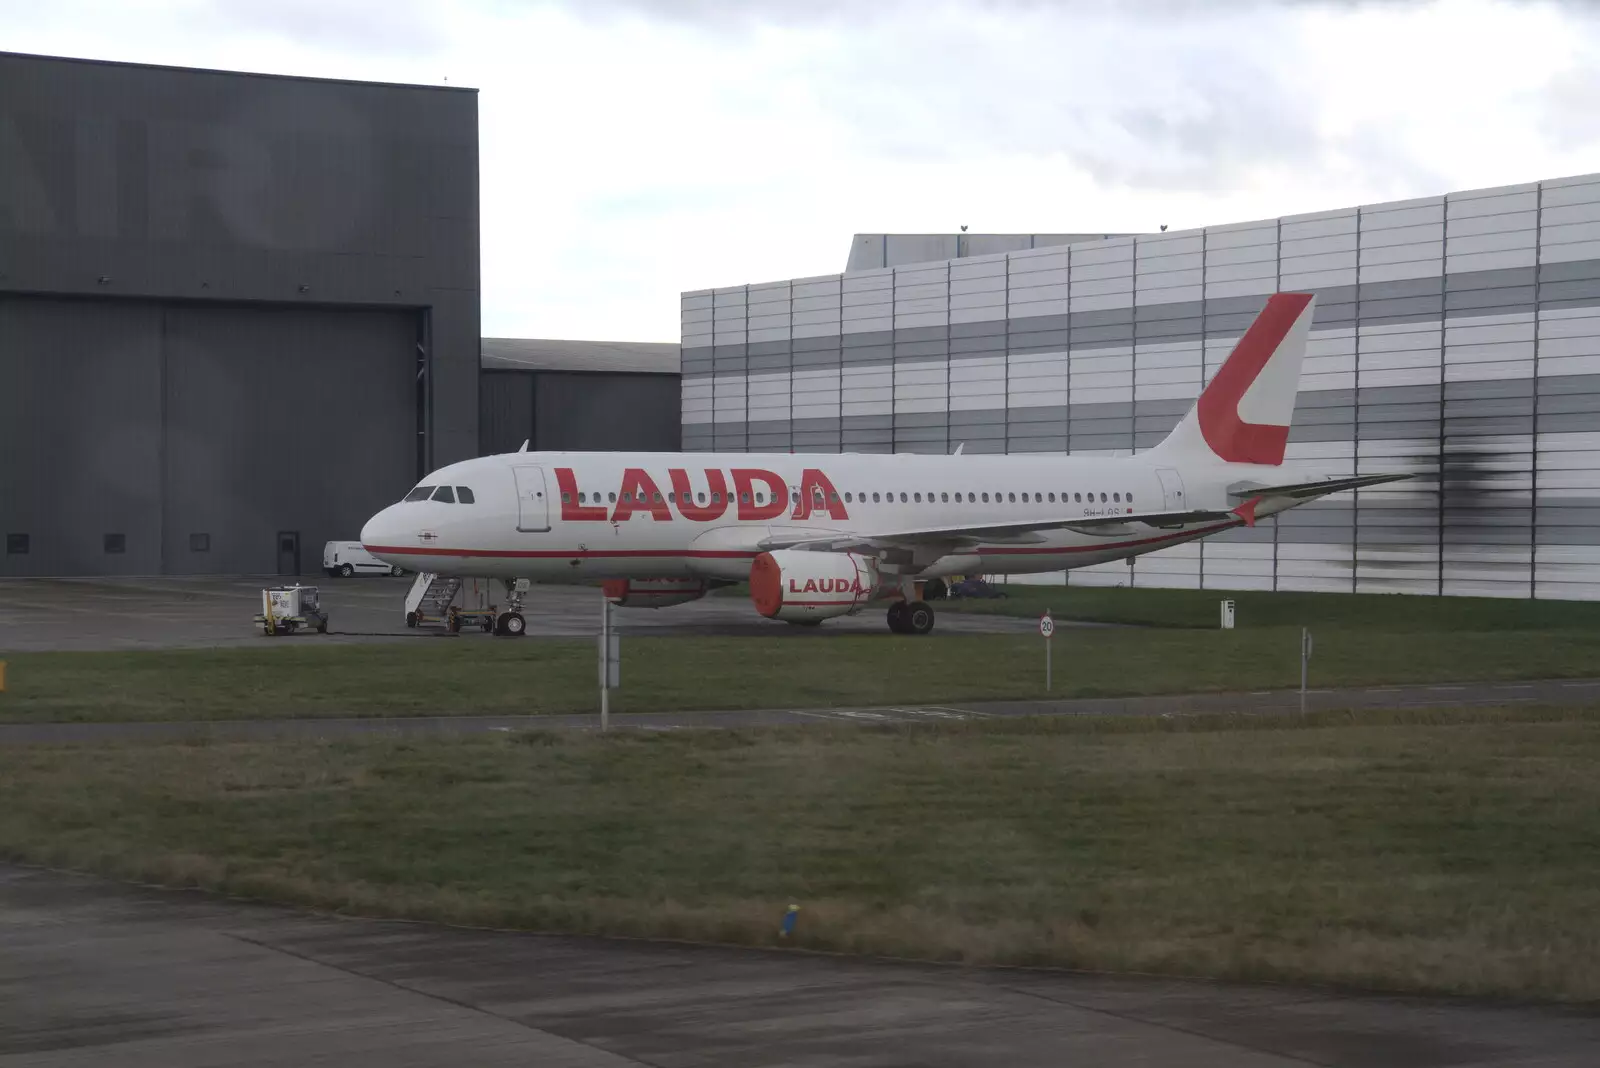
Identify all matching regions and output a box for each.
[750,550,878,621]
[602,578,709,608]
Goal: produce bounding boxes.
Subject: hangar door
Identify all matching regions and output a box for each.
[0,296,419,576]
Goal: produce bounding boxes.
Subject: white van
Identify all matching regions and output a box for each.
[323,541,404,578]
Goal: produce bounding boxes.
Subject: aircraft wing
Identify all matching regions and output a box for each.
[759,507,1239,554]
[1227,472,1412,500]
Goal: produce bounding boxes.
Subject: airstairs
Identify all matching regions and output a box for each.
[404,572,462,628]
[403,573,503,633]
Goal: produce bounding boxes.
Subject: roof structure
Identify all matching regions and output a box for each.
[481,338,680,374]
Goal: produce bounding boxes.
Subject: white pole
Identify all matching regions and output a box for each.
[600,593,610,732]
[1045,607,1052,692]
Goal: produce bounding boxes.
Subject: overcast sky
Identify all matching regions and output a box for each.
[7,0,1600,340]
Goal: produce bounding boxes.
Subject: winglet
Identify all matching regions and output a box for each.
[518,439,529,453]
[1233,497,1261,527]
[953,442,965,455]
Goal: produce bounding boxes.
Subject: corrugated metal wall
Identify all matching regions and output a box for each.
[0,297,417,576]
[479,370,682,455]
[0,52,479,576]
[680,174,1600,600]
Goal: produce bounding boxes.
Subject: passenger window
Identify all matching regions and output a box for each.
[698,492,706,504]
[712,492,722,503]
[432,486,456,503]
[561,492,572,504]
[982,492,990,503]
[829,492,839,503]
[668,491,677,503]
[458,487,475,504]
[1048,492,1056,503]
[577,492,587,503]
[1074,493,1082,503]
[844,492,852,503]
[741,492,751,504]
[1128,493,1134,505]
[792,490,801,503]
[872,492,881,503]
[1101,492,1108,503]
[609,492,617,503]
[941,492,949,502]
[1008,492,1016,503]
[899,492,908,503]
[653,492,663,503]
[621,492,632,503]
[1114,492,1121,503]
[914,493,922,503]
[404,485,434,502]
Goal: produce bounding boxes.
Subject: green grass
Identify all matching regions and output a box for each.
[7,707,1600,1000]
[4,627,1600,723]
[936,583,1600,629]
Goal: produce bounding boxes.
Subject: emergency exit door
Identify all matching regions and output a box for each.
[513,466,551,532]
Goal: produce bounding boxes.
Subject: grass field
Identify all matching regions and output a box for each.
[934,583,1600,629]
[4,624,1600,723]
[6,706,1600,1001]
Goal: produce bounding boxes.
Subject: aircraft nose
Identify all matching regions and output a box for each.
[360,505,401,555]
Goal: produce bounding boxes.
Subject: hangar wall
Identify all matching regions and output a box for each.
[479,370,682,455]
[682,174,1600,600]
[0,52,479,576]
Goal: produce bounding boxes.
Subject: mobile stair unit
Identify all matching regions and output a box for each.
[404,573,501,634]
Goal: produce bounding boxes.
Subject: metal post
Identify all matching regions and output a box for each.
[600,594,610,732]
[1046,607,1052,692]
[1300,626,1311,715]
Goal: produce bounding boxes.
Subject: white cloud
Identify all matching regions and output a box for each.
[4,0,1600,341]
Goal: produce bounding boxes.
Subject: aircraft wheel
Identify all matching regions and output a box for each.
[886,601,910,634]
[498,611,526,637]
[904,600,936,635]
[406,610,419,628]
[391,566,405,577]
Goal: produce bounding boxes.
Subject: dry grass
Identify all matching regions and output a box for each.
[6,706,1600,1000]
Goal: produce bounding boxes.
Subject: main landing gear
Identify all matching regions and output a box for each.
[495,578,527,637]
[887,599,936,635]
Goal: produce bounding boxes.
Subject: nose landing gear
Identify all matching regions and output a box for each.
[495,578,528,637]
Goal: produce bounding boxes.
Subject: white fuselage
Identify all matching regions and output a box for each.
[359,449,1300,586]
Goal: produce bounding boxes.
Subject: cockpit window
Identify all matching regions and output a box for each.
[457,486,475,504]
[431,486,456,503]
[404,485,435,502]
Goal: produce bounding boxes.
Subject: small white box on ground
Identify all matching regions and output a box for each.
[1220,599,1236,630]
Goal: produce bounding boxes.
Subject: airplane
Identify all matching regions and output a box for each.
[359,291,1410,636]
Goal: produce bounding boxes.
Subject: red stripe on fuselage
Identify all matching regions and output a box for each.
[364,521,1237,563]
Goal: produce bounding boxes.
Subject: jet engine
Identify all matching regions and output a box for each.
[749,550,879,622]
[602,578,710,608]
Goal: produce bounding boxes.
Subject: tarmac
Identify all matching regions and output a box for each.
[0,574,1052,651]
[6,863,1600,1067]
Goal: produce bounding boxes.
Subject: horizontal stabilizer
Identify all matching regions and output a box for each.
[1228,472,1412,500]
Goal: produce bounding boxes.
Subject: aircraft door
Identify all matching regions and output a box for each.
[513,466,552,533]
[1155,468,1185,512]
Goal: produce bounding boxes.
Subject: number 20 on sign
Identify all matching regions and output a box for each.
[1039,612,1054,691]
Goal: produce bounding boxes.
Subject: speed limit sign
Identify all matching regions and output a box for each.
[1039,613,1055,638]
